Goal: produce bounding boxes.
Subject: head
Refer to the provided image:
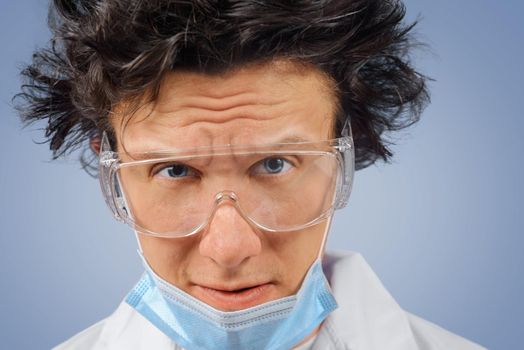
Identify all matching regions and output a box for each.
[17,0,429,310]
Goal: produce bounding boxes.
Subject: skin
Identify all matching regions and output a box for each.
[109,60,338,346]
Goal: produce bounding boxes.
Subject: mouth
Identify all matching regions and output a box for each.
[191,283,276,311]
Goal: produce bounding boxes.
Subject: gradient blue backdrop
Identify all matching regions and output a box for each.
[1,1,522,349]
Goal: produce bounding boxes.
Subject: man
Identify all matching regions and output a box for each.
[17,0,484,349]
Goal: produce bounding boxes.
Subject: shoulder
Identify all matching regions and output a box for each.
[323,251,486,350]
[52,318,107,350]
[52,301,177,350]
[405,313,486,350]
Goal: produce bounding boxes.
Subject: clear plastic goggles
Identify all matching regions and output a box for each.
[99,132,354,238]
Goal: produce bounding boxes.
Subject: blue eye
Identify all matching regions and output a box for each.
[157,164,195,178]
[252,157,293,175]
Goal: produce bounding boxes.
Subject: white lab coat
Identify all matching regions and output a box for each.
[53,251,486,350]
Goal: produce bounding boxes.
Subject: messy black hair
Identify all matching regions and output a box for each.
[16,0,429,174]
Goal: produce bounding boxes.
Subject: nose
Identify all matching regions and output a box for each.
[199,199,262,269]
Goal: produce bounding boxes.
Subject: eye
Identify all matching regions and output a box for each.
[156,163,197,179]
[252,157,293,175]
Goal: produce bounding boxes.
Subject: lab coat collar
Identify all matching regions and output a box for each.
[321,251,419,350]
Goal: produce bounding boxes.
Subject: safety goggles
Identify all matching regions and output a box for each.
[99,131,354,238]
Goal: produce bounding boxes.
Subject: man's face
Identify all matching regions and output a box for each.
[112,60,338,311]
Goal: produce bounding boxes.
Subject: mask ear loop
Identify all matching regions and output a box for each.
[316,215,333,261]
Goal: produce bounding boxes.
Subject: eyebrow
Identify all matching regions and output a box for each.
[277,136,311,143]
[123,134,314,159]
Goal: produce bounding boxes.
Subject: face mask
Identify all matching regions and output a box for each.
[126,251,337,350]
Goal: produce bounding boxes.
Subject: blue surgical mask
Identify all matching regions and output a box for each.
[126,253,337,350]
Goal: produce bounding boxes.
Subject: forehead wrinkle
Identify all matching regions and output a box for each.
[164,110,286,130]
[155,90,287,113]
[145,97,288,130]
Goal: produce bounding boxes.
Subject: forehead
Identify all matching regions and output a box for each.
[111,60,339,153]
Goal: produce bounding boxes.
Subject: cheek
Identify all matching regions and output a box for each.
[268,222,328,292]
[139,235,197,285]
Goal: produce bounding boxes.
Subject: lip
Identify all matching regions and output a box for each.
[191,283,276,311]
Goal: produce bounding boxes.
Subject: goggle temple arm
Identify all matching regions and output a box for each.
[341,118,351,137]
[334,118,355,210]
[100,131,114,154]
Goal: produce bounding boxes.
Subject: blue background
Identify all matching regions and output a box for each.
[1,1,522,349]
